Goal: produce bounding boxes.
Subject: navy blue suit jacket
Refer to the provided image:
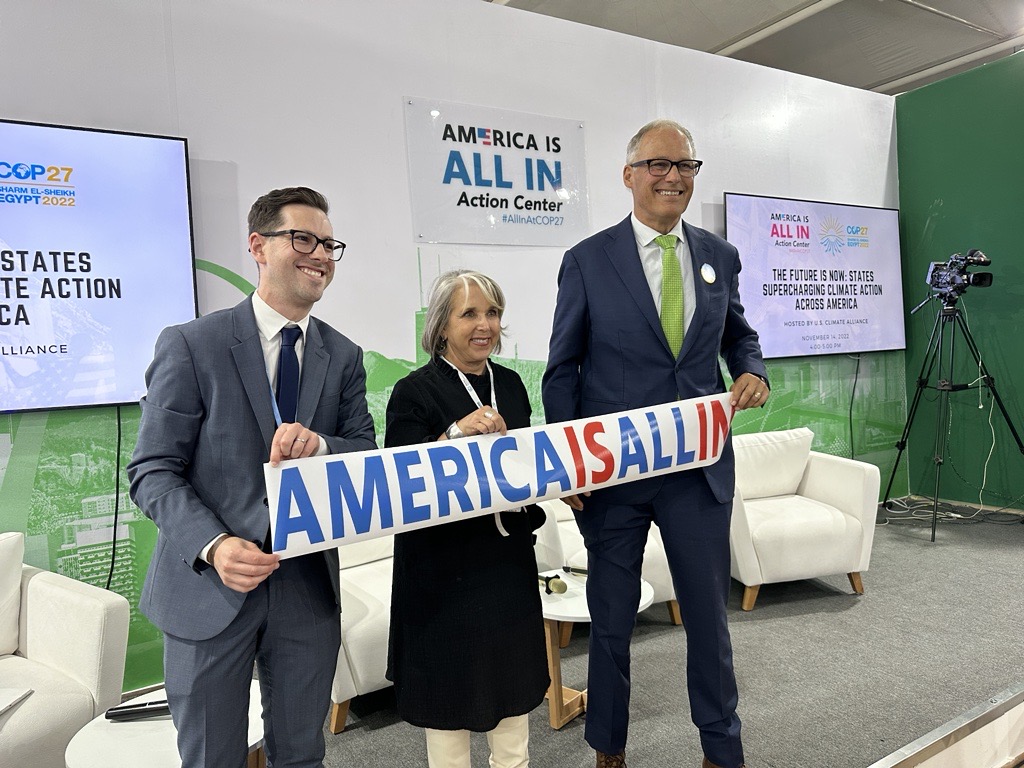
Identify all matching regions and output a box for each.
[128,296,376,641]
[542,215,766,504]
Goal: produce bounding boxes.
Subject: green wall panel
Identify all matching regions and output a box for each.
[895,51,1024,511]
[0,407,162,691]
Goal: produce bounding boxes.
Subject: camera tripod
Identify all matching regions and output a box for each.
[882,299,1024,541]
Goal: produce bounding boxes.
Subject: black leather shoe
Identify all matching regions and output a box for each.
[597,751,627,768]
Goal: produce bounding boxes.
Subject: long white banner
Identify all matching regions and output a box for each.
[265,393,734,558]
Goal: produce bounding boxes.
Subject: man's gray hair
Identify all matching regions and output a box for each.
[421,269,508,357]
[626,120,696,163]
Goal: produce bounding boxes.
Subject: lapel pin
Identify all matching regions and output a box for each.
[700,263,716,284]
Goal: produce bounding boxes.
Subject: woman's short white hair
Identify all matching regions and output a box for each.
[421,269,508,357]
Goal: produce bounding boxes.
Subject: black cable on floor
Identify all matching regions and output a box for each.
[848,354,862,459]
[105,406,123,591]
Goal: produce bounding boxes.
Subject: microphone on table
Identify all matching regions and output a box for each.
[539,573,568,594]
[105,699,171,721]
[562,565,588,576]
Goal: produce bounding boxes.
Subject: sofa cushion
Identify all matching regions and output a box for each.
[557,520,587,570]
[0,654,95,768]
[733,428,813,500]
[0,532,24,655]
[337,558,393,694]
[538,498,575,523]
[744,495,863,582]
[338,535,394,570]
[533,504,565,572]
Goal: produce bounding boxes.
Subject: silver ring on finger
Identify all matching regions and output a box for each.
[484,411,494,419]
[296,437,308,443]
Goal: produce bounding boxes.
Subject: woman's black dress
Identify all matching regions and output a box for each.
[384,356,549,731]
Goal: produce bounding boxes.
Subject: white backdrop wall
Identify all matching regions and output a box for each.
[2,0,898,364]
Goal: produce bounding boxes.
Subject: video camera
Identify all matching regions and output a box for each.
[926,249,993,306]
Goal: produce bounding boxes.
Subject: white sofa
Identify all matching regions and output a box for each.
[729,427,880,610]
[329,535,395,733]
[0,531,130,768]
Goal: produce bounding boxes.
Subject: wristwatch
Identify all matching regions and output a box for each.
[445,421,465,440]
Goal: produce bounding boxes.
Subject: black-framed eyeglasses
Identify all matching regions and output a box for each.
[259,229,346,261]
[629,158,703,178]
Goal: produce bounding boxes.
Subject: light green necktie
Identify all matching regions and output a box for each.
[655,234,684,356]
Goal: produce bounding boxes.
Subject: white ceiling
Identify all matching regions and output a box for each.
[486,0,1024,94]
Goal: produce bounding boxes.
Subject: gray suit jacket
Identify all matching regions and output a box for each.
[542,215,767,504]
[128,296,376,641]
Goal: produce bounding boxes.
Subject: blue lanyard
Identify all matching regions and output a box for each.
[268,379,284,427]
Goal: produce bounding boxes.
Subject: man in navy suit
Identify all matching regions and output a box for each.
[542,121,768,768]
[128,187,376,767]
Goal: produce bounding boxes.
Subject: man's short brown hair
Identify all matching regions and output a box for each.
[247,187,330,235]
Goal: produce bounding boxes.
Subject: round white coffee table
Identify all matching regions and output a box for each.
[539,569,654,729]
[65,680,265,767]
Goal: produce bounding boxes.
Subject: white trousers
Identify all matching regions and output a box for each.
[424,714,530,768]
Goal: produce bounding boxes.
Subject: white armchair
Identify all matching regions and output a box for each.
[0,531,130,768]
[729,428,880,611]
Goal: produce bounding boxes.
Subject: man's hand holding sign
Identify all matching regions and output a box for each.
[559,373,767,512]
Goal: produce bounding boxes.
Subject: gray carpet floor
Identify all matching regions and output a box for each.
[321,516,1024,768]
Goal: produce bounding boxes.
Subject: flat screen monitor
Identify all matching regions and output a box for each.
[724,192,905,359]
[1,118,197,413]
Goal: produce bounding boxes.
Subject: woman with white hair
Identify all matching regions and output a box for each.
[385,269,548,768]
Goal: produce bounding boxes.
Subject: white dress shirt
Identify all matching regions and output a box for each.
[251,291,310,387]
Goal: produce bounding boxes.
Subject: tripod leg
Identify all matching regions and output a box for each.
[883,309,944,506]
[930,387,951,542]
[927,315,954,542]
[954,312,1024,454]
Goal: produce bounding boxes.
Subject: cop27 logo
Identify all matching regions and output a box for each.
[819,215,844,255]
[0,162,73,182]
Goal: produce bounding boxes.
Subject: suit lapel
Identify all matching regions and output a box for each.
[230,297,277,451]
[680,220,712,359]
[297,319,329,426]
[603,216,668,349]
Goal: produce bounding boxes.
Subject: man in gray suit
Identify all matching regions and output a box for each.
[128,187,376,768]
